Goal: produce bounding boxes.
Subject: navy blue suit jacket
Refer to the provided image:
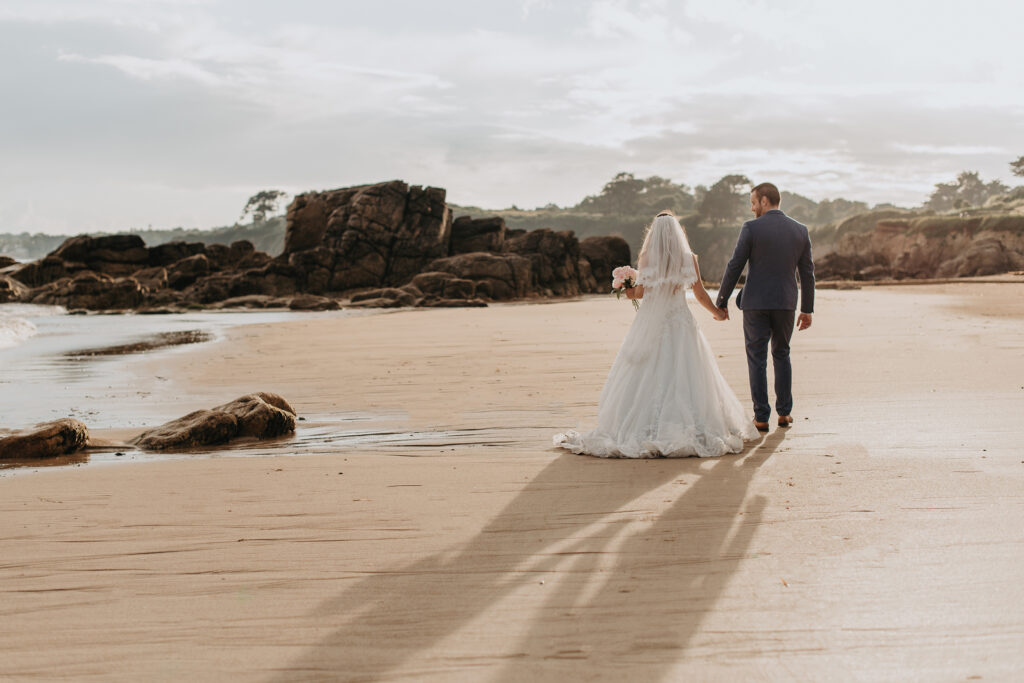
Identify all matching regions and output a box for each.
[715,209,815,314]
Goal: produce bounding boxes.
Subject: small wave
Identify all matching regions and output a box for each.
[0,316,38,350]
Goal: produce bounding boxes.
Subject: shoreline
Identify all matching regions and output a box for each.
[4,277,1024,473]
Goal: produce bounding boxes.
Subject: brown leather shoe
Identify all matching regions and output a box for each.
[754,420,770,432]
[778,415,794,427]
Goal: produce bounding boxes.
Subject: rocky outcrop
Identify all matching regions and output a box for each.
[0,256,17,269]
[451,216,506,254]
[815,214,1024,280]
[0,419,89,460]
[7,181,631,311]
[283,181,451,292]
[426,252,532,300]
[130,393,297,450]
[580,236,632,290]
[24,271,146,310]
[504,228,595,296]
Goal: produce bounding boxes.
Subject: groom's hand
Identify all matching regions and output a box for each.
[714,306,729,321]
[797,313,812,331]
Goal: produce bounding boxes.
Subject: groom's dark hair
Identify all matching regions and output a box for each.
[752,183,781,207]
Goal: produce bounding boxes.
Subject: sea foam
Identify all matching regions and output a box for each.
[0,315,38,350]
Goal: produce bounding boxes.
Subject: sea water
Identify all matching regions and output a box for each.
[0,304,363,431]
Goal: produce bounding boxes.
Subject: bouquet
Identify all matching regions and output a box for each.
[611,265,640,311]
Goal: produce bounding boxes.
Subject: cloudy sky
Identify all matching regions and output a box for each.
[2,0,1023,234]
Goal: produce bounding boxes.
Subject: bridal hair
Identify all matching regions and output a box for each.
[751,182,781,207]
[637,210,698,289]
[640,210,685,258]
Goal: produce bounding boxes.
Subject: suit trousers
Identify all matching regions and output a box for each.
[742,309,796,421]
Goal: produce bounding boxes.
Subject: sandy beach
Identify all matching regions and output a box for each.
[2,283,1024,681]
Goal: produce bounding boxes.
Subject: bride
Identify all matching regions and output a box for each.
[554,211,759,458]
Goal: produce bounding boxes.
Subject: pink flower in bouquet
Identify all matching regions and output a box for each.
[611,265,638,285]
[610,264,640,311]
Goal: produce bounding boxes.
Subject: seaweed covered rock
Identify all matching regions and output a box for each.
[130,393,297,451]
[0,419,89,460]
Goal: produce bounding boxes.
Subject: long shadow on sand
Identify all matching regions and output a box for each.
[274,432,784,681]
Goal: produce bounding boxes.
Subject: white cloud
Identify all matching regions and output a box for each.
[1,0,1023,233]
[59,52,222,86]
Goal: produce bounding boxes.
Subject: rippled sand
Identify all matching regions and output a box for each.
[2,283,1023,681]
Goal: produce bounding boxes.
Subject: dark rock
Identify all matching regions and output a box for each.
[28,272,145,309]
[149,241,207,267]
[229,240,256,262]
[288,294,340,311]
[209,295,289,309]
[936,238,1024,277]
[52,234,145,262]
[10,256,77,287]
[0,419,89,460]
[0,255,17,269]
[473,280,493,299]
[580,236,631,291]
[503,228,584,296]
[49,235,150,277]
[0,274,29,303]
[237,251,271,270]
[451,216,506,254]
[814,252,879,281]
[409,271,459,296]
[443,278,475,299]
[284,181,451,291]
[426,252,532,300]
[387,185,452,285]
[133,266,168,292]
[350,287,419,306]
[130,392,297,450]
[186,273,235,303]
[167,254,211,290]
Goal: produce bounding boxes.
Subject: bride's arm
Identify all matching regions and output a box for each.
[690,255,725,319]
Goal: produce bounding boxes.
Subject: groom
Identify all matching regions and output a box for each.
[715,183,814,432]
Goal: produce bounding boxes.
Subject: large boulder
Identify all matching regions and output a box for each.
[50,234,149,277]
[0,419,89,460]
[283,181,451,292]
[10,255,79,287]
[426,252,532,300]
[450,216,506,254]
[814,251,883,280]
[28,271,146,309]
[166,253,211,290]
[0,255,17,269]
[503,228,585,296]
[130,393,297,450]
[935,238,1024,278]
[580,236,631,291]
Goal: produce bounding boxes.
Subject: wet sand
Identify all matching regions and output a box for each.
[2,283,1024,680]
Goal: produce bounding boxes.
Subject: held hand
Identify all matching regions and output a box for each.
[713,306,729,321]
[625,287,637,300]
[797,313,812,331]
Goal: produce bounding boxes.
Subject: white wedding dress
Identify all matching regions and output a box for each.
[554,215,758,459]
